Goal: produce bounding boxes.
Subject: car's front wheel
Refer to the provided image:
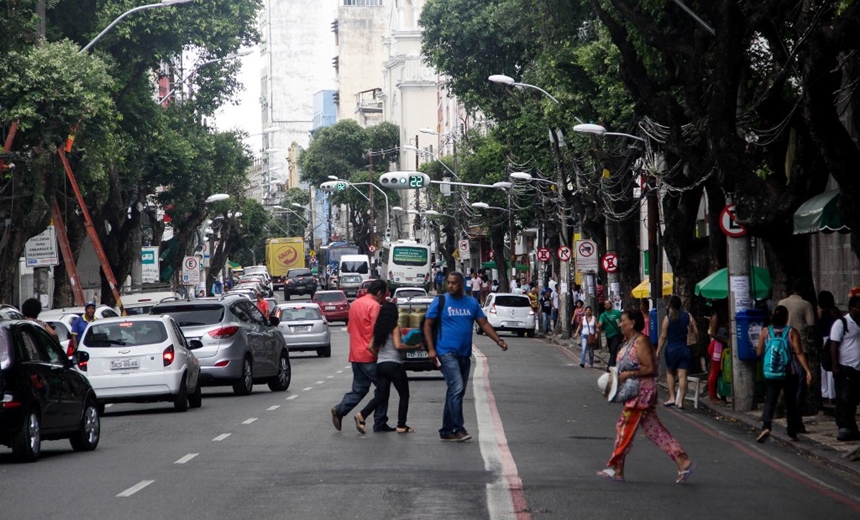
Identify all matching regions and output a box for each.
[233,356,254,395]
[12,409,41,463]
[70,398,100,452]
[268,351,291,391]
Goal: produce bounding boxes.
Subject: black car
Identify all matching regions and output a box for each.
[284,268,318,300]
[0,320,99,462]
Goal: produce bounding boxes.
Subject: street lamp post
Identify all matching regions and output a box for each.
[158,49,253,104]
[80,0,193,54]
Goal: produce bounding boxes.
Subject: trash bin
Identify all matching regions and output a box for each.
[735,309,766,361]
[650,309,658,345]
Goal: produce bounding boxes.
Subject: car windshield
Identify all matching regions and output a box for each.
[341,275,362,283]
[494,296,531,307]
[289,269,311,277]
[396,290,425,299]
[281,307,323,321]
[315,292,346,303]
[124,305,154,316]
[151,305,225,326]
[83,321,167,347]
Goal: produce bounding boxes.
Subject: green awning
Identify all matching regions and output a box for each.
[228,261,242,269]
[793,190,850,235]
[482,261,529,271]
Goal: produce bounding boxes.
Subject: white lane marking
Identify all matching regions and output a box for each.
[117,480,154,497]
[336,370,344,374]
[174,453,199,464]
[344,366,350,369]
[327,375,335,379]
[473,347,525,520]
[316,380,325,384]
[242,418,258,424]
[212,433,231,441]
[267,405,281,411]
[303,386,313,391]
[286,395,298,400]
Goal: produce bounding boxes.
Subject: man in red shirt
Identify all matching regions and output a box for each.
[331,279,392,432]
[255,292,270,320]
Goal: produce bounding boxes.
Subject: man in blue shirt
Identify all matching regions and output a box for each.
[423,271,508,442]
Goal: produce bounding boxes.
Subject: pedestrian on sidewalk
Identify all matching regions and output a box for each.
[755,305,812,443]
[598,300,623,371]
[570,300,585,339]
[423,271,508,442]
[551,288,560,335]
[706,303,729,404]
[331,279,393,433]
[597,308,695,484]
[656,296,698,409]
[539,289,553,335]
[778,280,817,425]
[575,306,597,368]
[354,302,413,434]
[828,295,860,442]
[817,291,839,404]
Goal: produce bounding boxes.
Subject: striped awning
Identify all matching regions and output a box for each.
[793,190,850,235]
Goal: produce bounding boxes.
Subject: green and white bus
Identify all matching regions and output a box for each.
[380,240,431,291]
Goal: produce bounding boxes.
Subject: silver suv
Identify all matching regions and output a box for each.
[150,295,291,395]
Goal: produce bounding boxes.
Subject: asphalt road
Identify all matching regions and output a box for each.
[2,295,860,519]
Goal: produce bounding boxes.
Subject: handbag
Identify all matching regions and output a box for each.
[588,332,599,347]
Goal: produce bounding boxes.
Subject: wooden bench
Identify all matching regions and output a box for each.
[675,373,708,409]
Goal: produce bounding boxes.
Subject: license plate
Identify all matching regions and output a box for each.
[346,291,356,296]
[325,306,335,310]
[406,350,429,359]
[110,359,140,370]
[292,325,311,332]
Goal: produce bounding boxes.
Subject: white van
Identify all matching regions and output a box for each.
[339,254,372,281]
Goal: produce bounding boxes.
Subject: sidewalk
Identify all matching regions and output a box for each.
[541,331,860,480]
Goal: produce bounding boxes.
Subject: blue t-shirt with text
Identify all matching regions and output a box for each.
[426,294,485,357]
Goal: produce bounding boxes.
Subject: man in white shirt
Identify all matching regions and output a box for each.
[471,273,483,302]
[829,295,860,441]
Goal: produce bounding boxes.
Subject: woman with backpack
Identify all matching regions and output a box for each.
[755,305,813,443]
[354,302,414,434]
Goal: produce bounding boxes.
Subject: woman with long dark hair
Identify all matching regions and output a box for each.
[355,302,413,434]
[656,295,699,409]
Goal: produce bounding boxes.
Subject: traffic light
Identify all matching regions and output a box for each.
[378,171,430,189]
[319,181,339,193]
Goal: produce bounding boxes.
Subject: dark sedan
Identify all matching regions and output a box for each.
[0,320,99,462]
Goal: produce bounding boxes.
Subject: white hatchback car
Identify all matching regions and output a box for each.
[477,293,536,338]
[76,315,203,412]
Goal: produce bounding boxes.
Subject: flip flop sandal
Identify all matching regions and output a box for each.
[756,429,771,443]
[676,461,696,484]
[354,414,366,434]
[662,401,676,408]
[396,426,416,433]
[597,468,625,483]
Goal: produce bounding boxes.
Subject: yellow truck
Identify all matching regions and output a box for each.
[266,238,305,291]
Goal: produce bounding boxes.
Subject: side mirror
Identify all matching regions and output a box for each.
[72,350,90,365]
[268,316,280,326]
[188,340,204,350]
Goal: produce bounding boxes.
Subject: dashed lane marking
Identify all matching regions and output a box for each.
[242,418,258,425]
[336,370,344,374]
[212,433,231,441]
[286,395,298,400]
[117,480,154,497]
[174,453,199,464]
[316,380,325,384]
[267,405,281,410]
[302,387,313,391]
[327,375,334,379]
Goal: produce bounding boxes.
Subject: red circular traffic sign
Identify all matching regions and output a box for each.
[537,247,551,263]
[602,253,618,273]
[558,246,572,261]
[368,245,377,253]
[719,204,746,237]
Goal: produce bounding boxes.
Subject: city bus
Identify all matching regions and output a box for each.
[380,239,432,291]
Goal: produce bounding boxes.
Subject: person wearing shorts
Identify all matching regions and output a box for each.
[656,296,698,409]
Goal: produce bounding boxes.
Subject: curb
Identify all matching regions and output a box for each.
[540,334,860,479]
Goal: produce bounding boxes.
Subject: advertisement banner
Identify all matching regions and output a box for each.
[141,246,160,283]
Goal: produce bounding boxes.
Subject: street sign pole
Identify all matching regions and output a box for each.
[724,200,756,412]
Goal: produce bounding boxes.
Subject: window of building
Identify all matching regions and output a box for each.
[343,0,383,6]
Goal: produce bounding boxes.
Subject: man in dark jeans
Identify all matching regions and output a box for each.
[598,300,623,371]
[830,295,860,441]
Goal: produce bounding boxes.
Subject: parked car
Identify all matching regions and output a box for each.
[338,273,363,299]
[395,296,439,372]
[391,287,428,303]
[225,288,255,301]
[150,295,291,395]
[233,280,268,295]
[311,290,350,324]
[76,315,203,412]
[119,291,182,316]
[240,275,272,296]
[477,293,536,337]
[45,318,74,354]
[41,305,119,323]
[0,320,99,462]
[276,303,331,357]
[243,265,272,294]
[284,268,318,299]
[0,304,25,320]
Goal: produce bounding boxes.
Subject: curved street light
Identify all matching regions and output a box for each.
[158,49,253,104]
[80,0,194,54]
[488,74,560,104]
[573,123,646,142]
[205,193,230,203]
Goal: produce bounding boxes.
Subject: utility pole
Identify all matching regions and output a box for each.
[368,152,375,252]
[553,128,571,339]
[647,175,663,335]
[726,197,757,412]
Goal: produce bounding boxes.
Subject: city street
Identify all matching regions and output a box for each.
[2,297,860,519]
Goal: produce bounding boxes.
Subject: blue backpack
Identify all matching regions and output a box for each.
[763,326,792,380]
